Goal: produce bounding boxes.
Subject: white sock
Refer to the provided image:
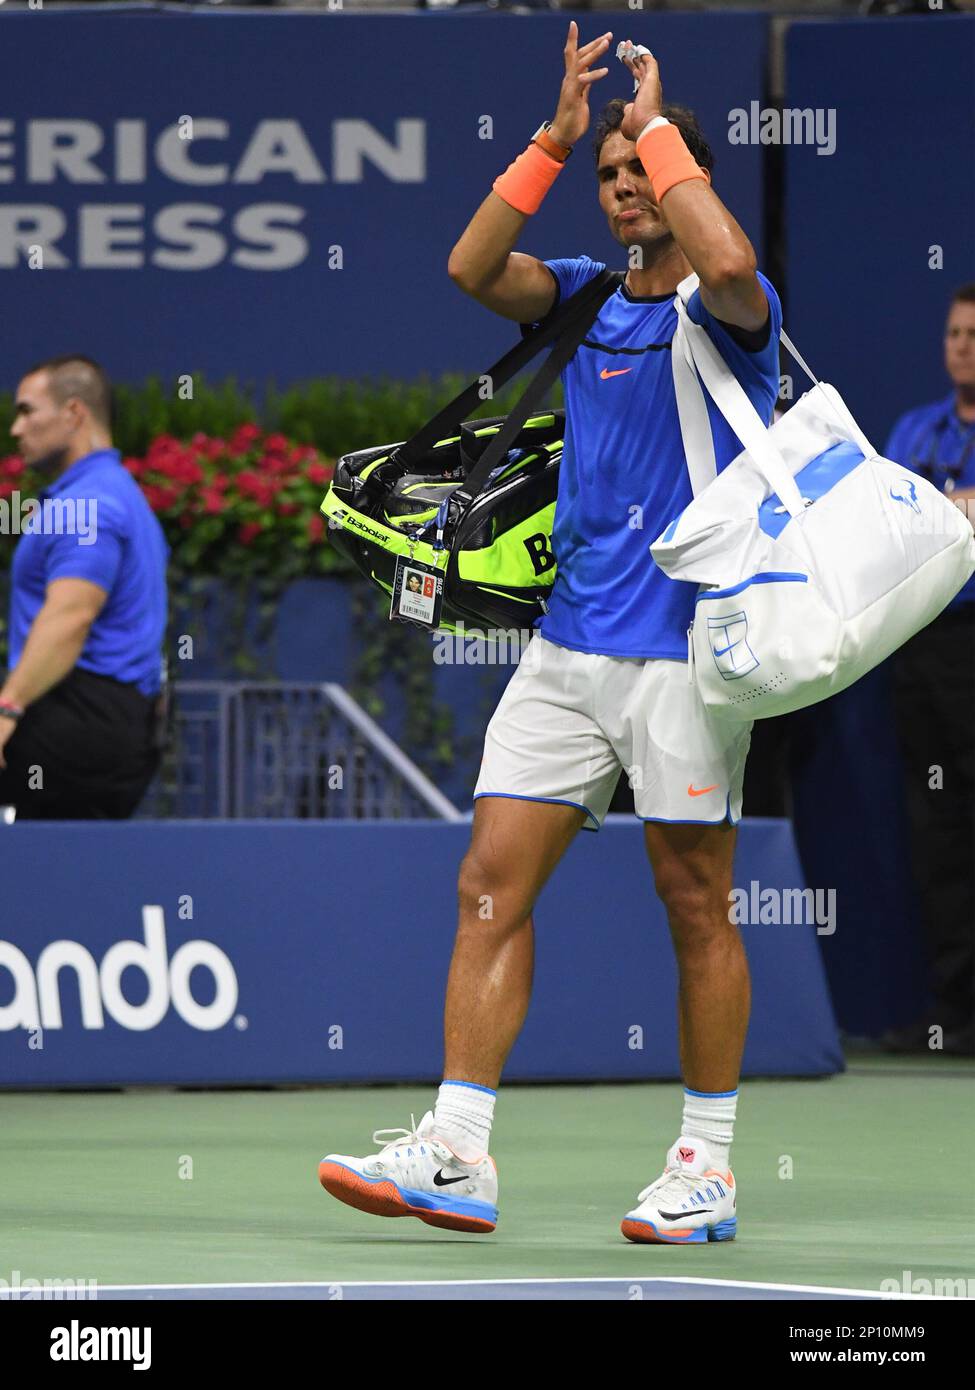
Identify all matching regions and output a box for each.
[681,1086,738,1170]
[432,1080,496,1163]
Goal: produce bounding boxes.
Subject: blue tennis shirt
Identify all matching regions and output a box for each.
[885,393,975,608]
[521,255,782,659]
[8,448,169,697]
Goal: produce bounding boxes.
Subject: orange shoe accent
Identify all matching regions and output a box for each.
[600,367,632,380]
[317,1161,496,1235]
[687,783,719,797]
[705,1168,735,1186]
[620,1218,699,1244]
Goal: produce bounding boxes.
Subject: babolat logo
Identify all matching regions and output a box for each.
[523,532,555,576]
[0,906,239,1032]
[341,513,394,543]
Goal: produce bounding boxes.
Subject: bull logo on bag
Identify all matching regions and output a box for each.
[889,478,922,515]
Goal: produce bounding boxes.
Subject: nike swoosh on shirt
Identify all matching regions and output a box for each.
[712,643,738,657]
[599,368,632,379]
[687,784,719,797]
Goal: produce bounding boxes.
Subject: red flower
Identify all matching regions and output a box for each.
[238,521,263,546]
[1,457,26,479]
[262,454,298,476]
[236,472,277,508]
[150,451,200,485]
[143,484,181,511]
[210,473,231,492]
[231,423,262,449]
[277,502,299,517]
[145,435,182,467]
[123,457,145,478]
[201,488,227,514]
[305,461,331,486]
[307,514,325,543]
[0,479,16,500]
[263,433,290,453]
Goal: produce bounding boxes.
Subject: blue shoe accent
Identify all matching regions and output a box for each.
[624,1214,737,1244]
[325,1163,499,1224]
[398,1184,498,1224]
[707,1217,737,1242]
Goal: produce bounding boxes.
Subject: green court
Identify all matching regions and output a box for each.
[3,1053,972,1298]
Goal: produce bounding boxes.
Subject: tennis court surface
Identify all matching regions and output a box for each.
[2,1055,972,1302]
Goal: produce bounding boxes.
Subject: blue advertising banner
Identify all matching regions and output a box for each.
[785,16,975,447]
[0,819,842,1087]
[0,9,767,389]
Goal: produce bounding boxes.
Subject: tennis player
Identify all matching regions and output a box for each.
[320,24,781,1244]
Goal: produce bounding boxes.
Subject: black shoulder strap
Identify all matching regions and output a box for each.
[390,268,624,490]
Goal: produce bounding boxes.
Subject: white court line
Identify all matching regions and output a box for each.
[83,1274,918,1298]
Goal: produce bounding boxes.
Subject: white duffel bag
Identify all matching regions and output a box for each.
[651,275,975,721]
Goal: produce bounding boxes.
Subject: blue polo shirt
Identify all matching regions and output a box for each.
[885,393,975,607]
[8,448,169,696]
[521,255,782,659]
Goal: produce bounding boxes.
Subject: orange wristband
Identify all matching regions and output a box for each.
[635,122,707,202]
[492,142,566,216]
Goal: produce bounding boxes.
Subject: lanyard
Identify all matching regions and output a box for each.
[908,410,975,494]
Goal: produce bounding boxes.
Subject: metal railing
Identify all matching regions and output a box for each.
[138,681,462,821]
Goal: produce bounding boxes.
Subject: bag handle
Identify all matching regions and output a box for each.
[389,268,623,482]
[455,271,622,505]
[671,294,718,498]
[672,278,805,517]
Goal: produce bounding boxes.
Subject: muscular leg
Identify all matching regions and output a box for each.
[444,796,587,1088]
[643,820,749,1092]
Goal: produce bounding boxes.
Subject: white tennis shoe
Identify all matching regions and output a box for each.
[621,1135,737,1244]
[318,1110,499,1234]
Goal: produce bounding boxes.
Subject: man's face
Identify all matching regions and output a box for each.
[945,302,975,389]
[596,130,672,251]
[10,371,74,471]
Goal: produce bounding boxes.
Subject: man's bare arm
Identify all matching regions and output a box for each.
[447,200,558,323]
[651,180,767,332]
[619,46,767,332]
[0,577,107,709]
[447,22,612,323]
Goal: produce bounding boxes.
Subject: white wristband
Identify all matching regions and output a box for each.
[636,115,670,144]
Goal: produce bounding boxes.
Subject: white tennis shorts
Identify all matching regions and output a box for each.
[473,632,753,830]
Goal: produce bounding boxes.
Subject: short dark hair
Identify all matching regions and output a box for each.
[950,283,975,308]
[592,100,715,175]
[23,354,113,431]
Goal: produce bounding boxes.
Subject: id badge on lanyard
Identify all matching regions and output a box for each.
[390,554,444,630]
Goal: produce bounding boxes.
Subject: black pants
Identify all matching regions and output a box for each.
[893,604,975,1034]
[0,668,162,820]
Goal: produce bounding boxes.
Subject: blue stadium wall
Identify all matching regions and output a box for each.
[0,10,968,1070]
[0,821,842,1087]
[0,9,766,387]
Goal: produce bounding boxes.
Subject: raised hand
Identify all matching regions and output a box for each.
[618,41,664,143]
[549,22,613,150]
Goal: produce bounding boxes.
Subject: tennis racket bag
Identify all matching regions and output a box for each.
[321,269,624,633]
[651,274,975,721]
